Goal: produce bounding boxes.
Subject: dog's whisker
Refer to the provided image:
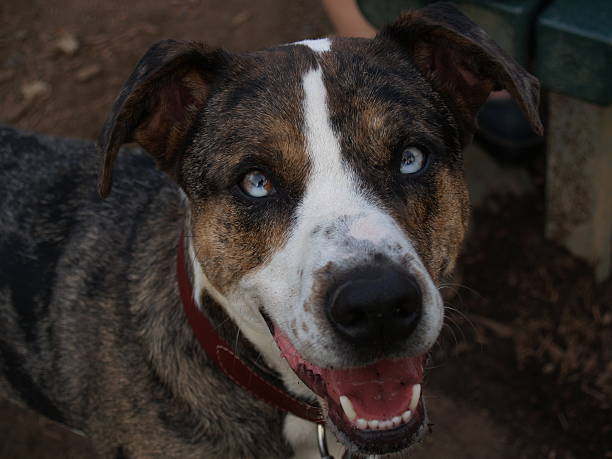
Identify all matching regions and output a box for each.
[444,304,478,338]
[233,327,242,354]
[441,322,460,348]
[439,281,483,300]
[444,312,470,343]
[424,360,445,370]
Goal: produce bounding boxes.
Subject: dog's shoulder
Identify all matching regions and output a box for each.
[0,125,176,231]
[1,126,99,222]
[0,126,182,427]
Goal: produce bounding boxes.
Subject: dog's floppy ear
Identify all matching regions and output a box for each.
[97,40,226,198]
[380,2,543,144]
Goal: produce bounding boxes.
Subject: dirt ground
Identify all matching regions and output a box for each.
[1,1,610,458]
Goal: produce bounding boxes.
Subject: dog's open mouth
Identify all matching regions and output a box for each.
[269,321,427,454]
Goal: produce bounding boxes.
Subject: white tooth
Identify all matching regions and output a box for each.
[392,416,402,426]
[339,395,357,421]
[379,420,392,430]
[367,420,379,430]
[409,384,421,412]
[356,418,368,430]
[402,410,412,423]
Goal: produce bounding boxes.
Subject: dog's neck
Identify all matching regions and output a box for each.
[180,204,344,458]
[181,203,273,367]
[121,198,293,457]
[182,201,323,406]
[182,231,280,385]
[181,200,314,396]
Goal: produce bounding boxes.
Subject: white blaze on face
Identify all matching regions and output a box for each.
[292,38,332,53]
[300,66,364,223]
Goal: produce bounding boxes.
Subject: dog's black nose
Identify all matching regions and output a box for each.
[326,265,422,346]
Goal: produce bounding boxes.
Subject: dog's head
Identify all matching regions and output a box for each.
[99,3,541,455]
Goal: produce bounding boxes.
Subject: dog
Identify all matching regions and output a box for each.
[0,3,542,458]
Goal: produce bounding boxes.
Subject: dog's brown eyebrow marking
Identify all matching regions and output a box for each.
[186,47,321,289]
[313,44,459,184]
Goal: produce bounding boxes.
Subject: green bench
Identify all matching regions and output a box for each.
[537,0,612,281]
[357,0,612,280]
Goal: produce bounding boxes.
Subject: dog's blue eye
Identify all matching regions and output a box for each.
[240,170,276,198]
[400,147,426,174]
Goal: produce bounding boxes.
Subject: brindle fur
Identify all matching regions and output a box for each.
[0,128,290,458]
[0,3,541,458]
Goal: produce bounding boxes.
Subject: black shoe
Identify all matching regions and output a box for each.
[476,97,544,163]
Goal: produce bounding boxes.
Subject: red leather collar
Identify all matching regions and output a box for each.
[177,233,324,424]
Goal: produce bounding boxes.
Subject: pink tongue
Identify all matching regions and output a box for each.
[322,357,423,420]
[272,325,424,420]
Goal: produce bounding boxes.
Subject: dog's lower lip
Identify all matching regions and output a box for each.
[327,395,427,454]
[339,383,421,428]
